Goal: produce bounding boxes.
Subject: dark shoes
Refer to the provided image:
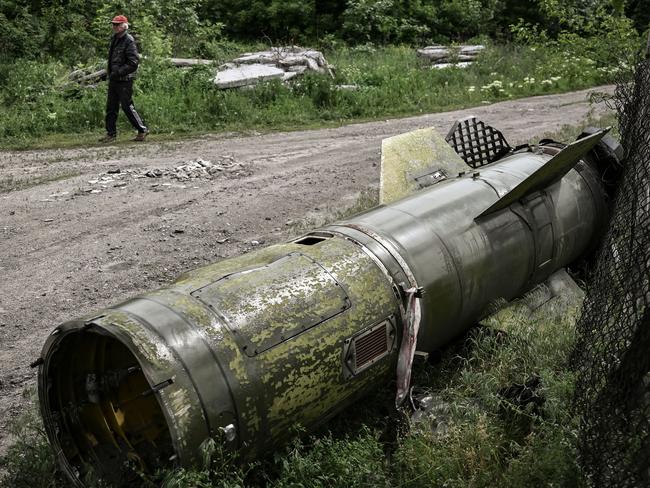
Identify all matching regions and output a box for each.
[98,134,116,143]
[133,130,149,142]
[99,131,148,143]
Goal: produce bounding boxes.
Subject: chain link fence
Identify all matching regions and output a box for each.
[572,58,650,487]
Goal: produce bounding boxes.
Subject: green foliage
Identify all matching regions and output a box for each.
[1,0,647,63]
[338,0,502,45]
[341,0,416,44]
[0,0,225,63]
[0,6,43,60]
[511,2,640,65]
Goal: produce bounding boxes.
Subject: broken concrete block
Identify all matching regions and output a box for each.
[416,48,450,61]
[288,65,308,73]
[305,57,320,72]
[459,45,485,55]
[417,45,485,66]
[213,64,285,88]
[214,47,333,89]
[169,58,215,67]
[234,53,276,64]
[282,71,300,81]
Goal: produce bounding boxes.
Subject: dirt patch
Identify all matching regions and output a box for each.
[0,86,614,454]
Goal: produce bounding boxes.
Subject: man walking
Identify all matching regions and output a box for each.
[99,15,148,143]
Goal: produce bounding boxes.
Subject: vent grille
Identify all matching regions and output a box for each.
[445,116,511,168]
[355,326,388,369]
[342,319,396,379]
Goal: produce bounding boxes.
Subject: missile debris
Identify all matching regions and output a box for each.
[37,119,623,486]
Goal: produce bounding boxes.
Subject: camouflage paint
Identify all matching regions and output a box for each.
[37,132,614,486]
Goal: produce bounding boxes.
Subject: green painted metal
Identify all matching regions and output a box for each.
[328,148,607,352]
[37,131,614,487]
[38,238,400,485]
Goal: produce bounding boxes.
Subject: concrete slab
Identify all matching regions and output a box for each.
[430,62,473,70]
[214,64,285,89]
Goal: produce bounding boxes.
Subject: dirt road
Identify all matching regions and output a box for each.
[0,86,614,453]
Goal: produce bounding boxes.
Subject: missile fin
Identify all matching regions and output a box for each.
[476,128,610,219]
[380,127,467,204]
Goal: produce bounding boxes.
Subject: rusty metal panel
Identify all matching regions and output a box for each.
[191,253,351,356]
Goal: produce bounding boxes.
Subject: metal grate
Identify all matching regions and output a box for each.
[445,116,511,168]
[342,319,396,379]
[355,326,388,369]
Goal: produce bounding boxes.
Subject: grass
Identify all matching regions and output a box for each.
[0,43,622,150]
[393,292,583,488]
[0,389,62,488]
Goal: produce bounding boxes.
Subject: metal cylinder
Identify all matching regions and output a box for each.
[38,143,609,486]
[327,148,607,351]
[38,237,401,486]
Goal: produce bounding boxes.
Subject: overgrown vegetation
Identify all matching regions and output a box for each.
[0,0,643,149]
[1,0,647,59]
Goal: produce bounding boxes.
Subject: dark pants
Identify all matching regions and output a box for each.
[105,80,147,136]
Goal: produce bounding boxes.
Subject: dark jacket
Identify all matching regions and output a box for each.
[107,32,139,81]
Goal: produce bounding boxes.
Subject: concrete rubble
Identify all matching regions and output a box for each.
[138,157,243,181]
[214,47,334,89]
[214,64,287,89]
[417,45,485,69]
[76,158,245,194]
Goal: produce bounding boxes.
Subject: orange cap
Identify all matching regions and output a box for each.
[111,15,128,24]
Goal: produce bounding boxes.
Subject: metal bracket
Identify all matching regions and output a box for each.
[407,167,447,189]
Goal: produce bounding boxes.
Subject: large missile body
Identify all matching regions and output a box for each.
[36,124,621,486]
